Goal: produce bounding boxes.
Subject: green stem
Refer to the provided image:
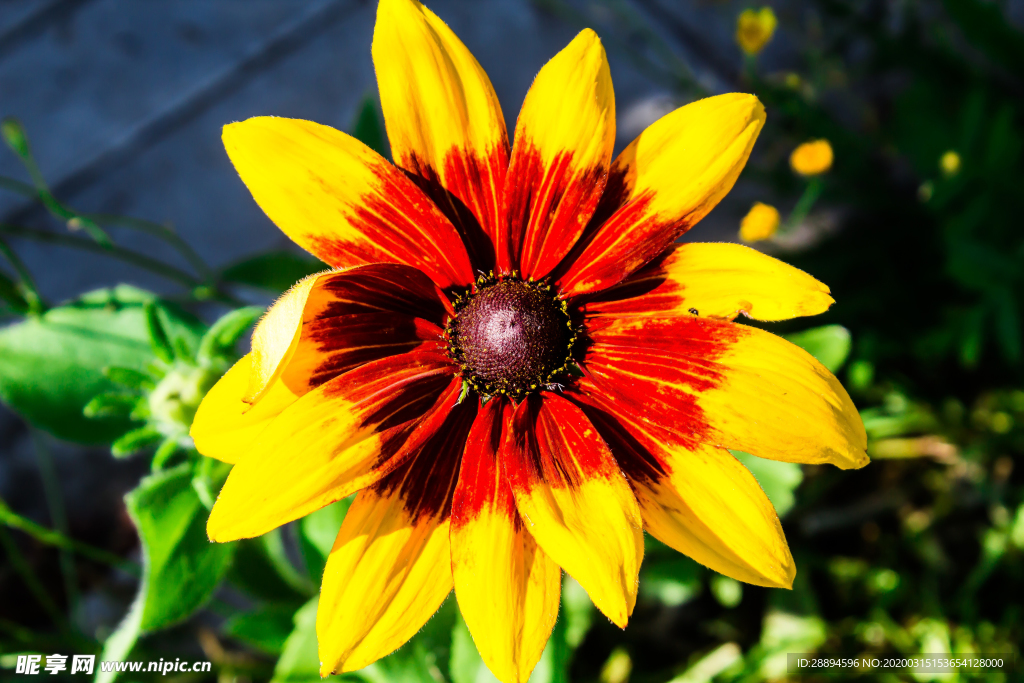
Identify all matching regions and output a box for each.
[86,212,213,281]
[31,431,79,615]
[0,526,68,631]
[0,131,112,245]
[0,236,45,314]
[0,495,139,577]
[0,222,201,288]
[1,174,212,282]
[784,177,824,232]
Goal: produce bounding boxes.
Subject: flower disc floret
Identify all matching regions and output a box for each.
[447,277,576,400]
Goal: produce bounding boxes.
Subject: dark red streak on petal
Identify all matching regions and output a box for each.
[370,376,464,472]
[577,247,684,317]
[570,394,671,489]
[557,189,664,297]
[319,264,450,324]
[402,146,509,274]
[306,159,475,290]
[503,143,608,280]
[577,316,743,445]
[371,391,479,521]
[321,346,455,421]
[304,314,442,389]
[291,265,451,388]
[503,393,620,495]
[450,398,514,529]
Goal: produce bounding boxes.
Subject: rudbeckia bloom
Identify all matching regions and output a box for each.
[739,202,781,242]
[790,139,834,176]
[191,0,867,680]
[736,7,778,56]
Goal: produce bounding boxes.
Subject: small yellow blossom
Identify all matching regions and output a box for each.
[790,139,833,176]
[740,202,781,242]
[940,150,961,177]
[736,7,777,56]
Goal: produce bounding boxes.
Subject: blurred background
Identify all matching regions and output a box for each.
[2,0,1024,681]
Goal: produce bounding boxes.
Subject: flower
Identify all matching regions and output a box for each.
[940,150,961,177]
[190,1,867,681]
[736,7,778,56]
[740,202,781,242]
[790,139,834,176]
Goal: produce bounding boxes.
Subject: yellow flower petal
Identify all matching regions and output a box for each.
[583,242,833,322]
[222,116,475,289]
[739,202,781,242]
[245,272,324,405]
[206,352,458,542]
[582,402,794,588]
[560,94,765,296]
[502,29,615,279]
[189,353,299,464]
[790,139,833,176]
[451,400,561,683]
[373,0,509,258]
[585,316,868,469]
[502,394,643,628]
[317,401,477,675]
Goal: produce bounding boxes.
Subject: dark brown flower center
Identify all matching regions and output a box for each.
[447,278,576,400]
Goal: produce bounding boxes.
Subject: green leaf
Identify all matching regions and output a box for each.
[111,425,162,458]
[228,539,309,605]
[95,589,144,683]
[83,392,141,420]
[0,270,29,314]
[271,598,321,683]
[0,286,201,443]
[783,325,851,373]
[125,462,235,631]
[732,451,803,517]
[144,300,175,363]
[639,553,704,607]
[103,366,155,391]
[220,251,325,294]
[197,306,263,363]
[223,603,299,656]
[299,497,353,580]
[351,96,388,158]
[710,575,743,608]
[151,439,180,471]
[260,528,316,596]
[450,613,501,683]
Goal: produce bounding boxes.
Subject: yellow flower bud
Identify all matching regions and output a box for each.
[790,139,833,176]
[939,150,961,177]
[739,202,781,242]
[736,7,778,56]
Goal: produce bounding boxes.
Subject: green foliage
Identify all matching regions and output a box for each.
[220,251,325,294]
[270,599,322,683]
[732,452,804,517]
[351,95,389,158]
[125,462,235,632]
[784,324,852,373]
[224,604,298,656]
[0,286,201,443]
